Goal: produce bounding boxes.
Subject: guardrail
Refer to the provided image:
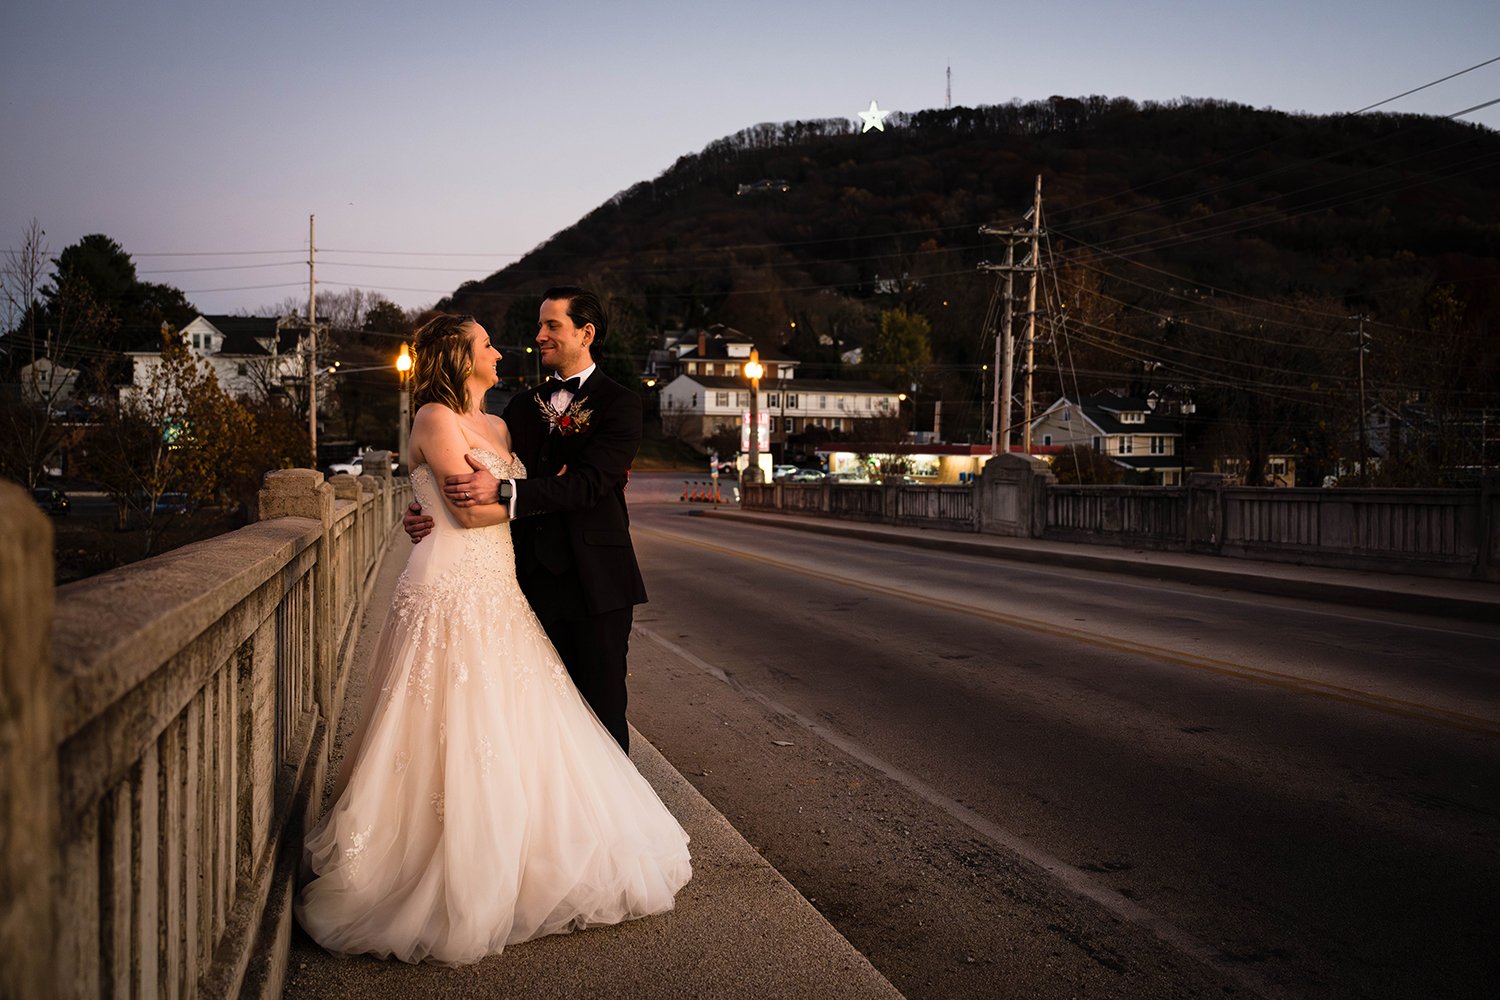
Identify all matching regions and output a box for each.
[1,457,411,1000]
[739,464,1499,581]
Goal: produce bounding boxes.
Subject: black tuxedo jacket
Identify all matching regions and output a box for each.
[502,371,648,618]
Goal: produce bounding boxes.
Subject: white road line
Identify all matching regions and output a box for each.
[660,516,1500,642]
[637,623,1288,1000]
[639,526,1498,734]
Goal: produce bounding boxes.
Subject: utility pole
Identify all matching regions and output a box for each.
[1024,175,1042,455]
[307,214,319,469]
[978,234,1020,454]
[1350,314,1369,484]
[978,175,1044,456]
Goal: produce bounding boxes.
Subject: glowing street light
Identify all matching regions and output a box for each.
[743,349,765,483]
[395,343,413,473]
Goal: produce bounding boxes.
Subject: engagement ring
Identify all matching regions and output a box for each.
[464,491,470,500]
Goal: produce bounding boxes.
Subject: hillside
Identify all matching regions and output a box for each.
[444,96,1500,483]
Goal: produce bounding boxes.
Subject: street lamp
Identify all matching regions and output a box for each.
[1179,398,1195,485]
[743,349,764,483]
[396,342,413,474]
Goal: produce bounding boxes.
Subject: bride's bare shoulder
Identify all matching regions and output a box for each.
[413,402,460,428]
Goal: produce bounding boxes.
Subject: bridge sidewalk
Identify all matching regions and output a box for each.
[692,507,1500,623]
[278,527,902,1000]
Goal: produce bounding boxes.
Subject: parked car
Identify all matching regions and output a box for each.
[784,468,825,483]
[329,450,400,477]
[154,492,194,514]
[826,471,872,484]
[772,464,799,480]
[31,486,70,515]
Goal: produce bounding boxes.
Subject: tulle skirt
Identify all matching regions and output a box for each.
[296,526,691,965]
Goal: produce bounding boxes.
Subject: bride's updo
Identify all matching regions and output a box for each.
[412,312,480,413]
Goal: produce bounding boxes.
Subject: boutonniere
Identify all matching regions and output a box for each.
[537,394,594,435]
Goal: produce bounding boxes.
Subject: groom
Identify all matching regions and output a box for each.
[402,286,647,751]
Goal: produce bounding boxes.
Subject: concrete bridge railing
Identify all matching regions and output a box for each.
[0,452,410,1000]
[741,456,1500,582]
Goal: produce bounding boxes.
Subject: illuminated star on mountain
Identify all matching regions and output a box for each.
[858,99,891,133]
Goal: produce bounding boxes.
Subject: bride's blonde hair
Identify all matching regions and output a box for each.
[411,312,480,413]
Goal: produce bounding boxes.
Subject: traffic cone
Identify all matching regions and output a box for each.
[680,481,689,502]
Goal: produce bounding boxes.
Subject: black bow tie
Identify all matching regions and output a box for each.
[550,376,582,395]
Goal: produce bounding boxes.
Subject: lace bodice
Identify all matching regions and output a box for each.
[410,448,527,510]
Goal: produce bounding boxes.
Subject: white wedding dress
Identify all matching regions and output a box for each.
[296,449,691,965]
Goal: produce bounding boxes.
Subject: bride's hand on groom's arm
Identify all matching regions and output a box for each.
[443,453,499,507]
[403,502,434,544]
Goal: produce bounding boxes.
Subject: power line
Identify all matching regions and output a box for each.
[1353,56,1500,115]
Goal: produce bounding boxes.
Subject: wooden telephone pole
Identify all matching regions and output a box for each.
[1023,175,1042,454]
[978,175,1045,455]
[307,214,318,468]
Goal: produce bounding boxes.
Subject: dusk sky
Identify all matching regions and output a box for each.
[3,1,1496,316]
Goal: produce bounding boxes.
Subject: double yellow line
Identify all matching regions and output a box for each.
[639,526,1500,738]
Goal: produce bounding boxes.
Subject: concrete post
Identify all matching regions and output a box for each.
[256,469,336,715]
[1187,473,1226,553]
[326,472,362,504]
[0,481,59,999]
[328,472,363,582]
[361,451,393,527]
[976,453,1054,537]
[1479,473,1499,582]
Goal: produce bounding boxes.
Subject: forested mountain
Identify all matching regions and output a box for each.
[444,96,1500,484]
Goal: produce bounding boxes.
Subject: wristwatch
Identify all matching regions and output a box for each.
[497,480,515,505]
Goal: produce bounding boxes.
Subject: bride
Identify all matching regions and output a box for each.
[295,313,691,965]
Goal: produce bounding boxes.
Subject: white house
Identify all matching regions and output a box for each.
[1029,393,1188,484]
[660,373,901,447]
[647,325,799,384]
[18,357,81,407]
[124,315,310,404]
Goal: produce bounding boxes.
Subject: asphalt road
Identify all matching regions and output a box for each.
[623,499,1500,1000]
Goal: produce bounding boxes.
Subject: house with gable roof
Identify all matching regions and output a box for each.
[653,326,899,447]
[123,314,311,404]
[1029,392,1189,485]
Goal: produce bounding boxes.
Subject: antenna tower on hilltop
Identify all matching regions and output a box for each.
[946,65,951,109]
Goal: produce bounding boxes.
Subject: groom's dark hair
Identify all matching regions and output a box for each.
[543,285,607,344]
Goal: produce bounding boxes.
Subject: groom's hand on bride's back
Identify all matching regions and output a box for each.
[403,501,434,544]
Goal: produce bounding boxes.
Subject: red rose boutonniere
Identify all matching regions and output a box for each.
[537,394,594,436]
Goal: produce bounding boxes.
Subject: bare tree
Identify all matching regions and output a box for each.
[659,398,699,444]
[2,218,47,350]
[0,223,109,487]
